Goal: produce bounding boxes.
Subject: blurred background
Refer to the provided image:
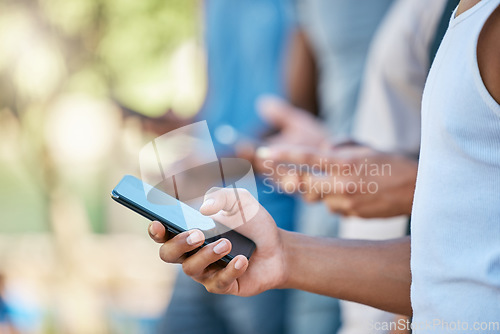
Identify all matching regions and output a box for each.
[0,0,205,332]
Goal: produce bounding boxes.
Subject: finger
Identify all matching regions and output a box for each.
[235,141,257,163]
[201,187,260,230]
[205,255,249,294]
[200,187,255,216]
[306,173,359,197]
[256,144,319,166]
[200,187,238,216]
[348,200,386,218]
[298,173,329,199]
[328,193,383,218]
[303,191,322,202]
[158,229,205,264]
[280,174,301,194]
[148,221,169,243]
[328,137,360,149]
[324,196,355,216]
[273,164,292,183]
[256,95,295,129]
[182,238,232,277]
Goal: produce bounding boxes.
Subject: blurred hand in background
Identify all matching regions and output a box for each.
[257,143,418,218]
[257,96,328,147]
[236,95,328,171]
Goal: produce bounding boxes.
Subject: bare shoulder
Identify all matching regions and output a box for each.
[477,3,500,105]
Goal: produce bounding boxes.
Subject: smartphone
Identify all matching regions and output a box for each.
[110,175,256,265]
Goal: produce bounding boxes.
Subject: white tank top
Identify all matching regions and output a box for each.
[411,0,500,332]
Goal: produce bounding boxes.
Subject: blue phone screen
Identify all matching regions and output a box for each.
[112,175,217,233]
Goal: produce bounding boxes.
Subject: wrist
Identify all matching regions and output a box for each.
[277,229,299,290]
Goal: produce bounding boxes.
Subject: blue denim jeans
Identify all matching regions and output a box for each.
[157,270,288,334]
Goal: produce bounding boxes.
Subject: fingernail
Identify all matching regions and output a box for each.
[213,240,229,254]
[149,223,157,237]
[234,258,245,270]
[256,147,271,159]
[186,230,204,245]
[200,198,215,211]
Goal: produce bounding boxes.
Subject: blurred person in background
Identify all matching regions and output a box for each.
[253,1,397,333]
[257,0,461,222]
[254,0,461,332]
[331,0,451,331]
[353,0,458,156]
[259,0,461,220]
[257,1,460,331]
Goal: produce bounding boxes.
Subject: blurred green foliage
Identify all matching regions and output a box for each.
[0,0,204,233]
[0,0,203,113]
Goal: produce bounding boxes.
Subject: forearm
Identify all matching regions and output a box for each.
[281,231,412,316]
[286,29,319,115]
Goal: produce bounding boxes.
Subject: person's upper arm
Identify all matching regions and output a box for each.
[477,4,500,105]
[285,28,319,115]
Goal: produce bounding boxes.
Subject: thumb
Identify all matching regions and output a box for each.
[200,187,260,229]
[256,95,297,129]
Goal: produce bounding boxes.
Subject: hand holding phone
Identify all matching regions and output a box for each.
[147,184,290,298]
[111,175,256,265]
